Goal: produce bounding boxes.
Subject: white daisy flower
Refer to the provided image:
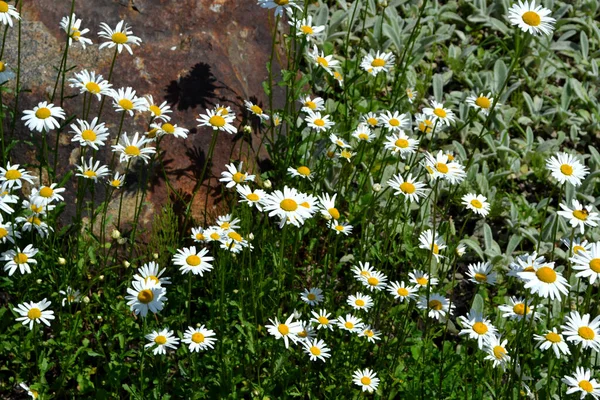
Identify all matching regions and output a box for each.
[533,328,570,358]
[408,269,439,288]
[462,193,490,216]
[125,279,167,318]
[423,150,466,184]
[562,367,600,399]
[561,311,600,351]
[22,101,65,133]
[383,132,419,157]
[302,338,331,362]
[484,335,511,369]
[458,310,498,349]
[145,328,179,355]
[216,214,241,232]
[299,95,325,113]
[220,162,256,189]
[290,16,325,40]
[557,200,599,234]
[0,162,35,191]
[203,226,223,242]
[336,313,364,333]
[507,251,545,280]
[498,296,539,321]
[265,315,303,348]
[360,51,395,76]
[423,100,456,126]
[387,281,418,302]
[112,132,156,164]
[308,44,339,76]
[361,112,380,127]
[352,369,380,393]
[109,87,147,116]
[563,237,592,257]
[359,326,382,343]
[13,298,54,330]
[305,110,335,132]
[414,113,434,135]
[310,308,336,330]
[244,100,270,121]
[262,186,314,228]
[287,166,313,180]
[317,193,340,220]
[16,215,53,238]
[300,287,323,306]
[387,173,428,203]
[418,229,446,262]
[297,321,316,343]
[59,287,82,306]
[507,0,556,36]
[144,95,172,122]
[108,171,125,188]
[0,217,19,244]
[0,190,19,214]
[2,244,38,276]
[466,261,497,285]
[518,261,569,300]
[30,183,65,207]
[75,157,110,181]
[70,117,109,150]
[19,382,39,399]
[546,152,589,187]
[406,87,417,104]
[380,110,410,131]
[69,69,112,100]
[466,92,495,115]
[98,20,142,55]
[330,220,353,236]
[351,123,375,142]
[60,13,92,49]
[0,0,20,27]
[183,325,217,352]
[360,270,388,291]
[417,293,454,321]
[347,292,373,311]
[173,246,214,276]
[219,230,251,254]
[571,242,600,284]
[197,107,237,134]
[134,261,171,286]
[257,0,302,17]
[150,122,188,139]
[236,184,266,211]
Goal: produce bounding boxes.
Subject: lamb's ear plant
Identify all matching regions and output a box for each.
[1,0,600,398]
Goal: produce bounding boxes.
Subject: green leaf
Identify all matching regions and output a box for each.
[580,31,589,60]
[493,59,507,93]
[483,223,493,251]
[471,294,484,314]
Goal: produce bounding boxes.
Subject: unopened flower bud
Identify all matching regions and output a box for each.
[99,275,104,281]
[111,229,121,239]
[153,253,159,259]
[373,183,382,192]
[123,260,130,268]
[263,179,272,189]
[83,296,90,304]
[58,257,66,265]
[243,125,252,134]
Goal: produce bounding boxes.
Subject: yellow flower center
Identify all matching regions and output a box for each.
[300,201,310,208]
[535,266,557,283]
[232,172,245,183]
[400,182,415,194]
[360,270,370,277]
[250,105,263,115]
[35,107,51,119]
[316,56,329,67]
[0,227,7,238]
[475,96,491,109]
[246,193,259,202]
[221,222,231,230]
[275,0,289,4]
[432,244,440,254]
[358,133,369,140]
[149,105,162,116]
[298,330,307,338]
[578,326,595,340]
[513,303,530,316]
[579,380,594,393]
[71,28,81,40]
[280,198,298,212]
[493,346,506,360]
[474,273,488,282]
[81,129,97,141]
[118,99,134,110]
[209,115,226,127]
[367,277,379,286]
[589,258,600,273]
[344,321,354,329]
[367,117,378,126]
[31,204,43,213]
[186,255,201,267]
[472,322,488,335]
[300,25,314,35]
[355,299,365,307]
[228,231,242,242]
[307,293,316,301]
[436,162,449,174]
[470,199,483,209]
[14,253,28,264]
[27,307,42,320]
[521,11,541,27]
[361,377,371,385]
[111,179,122,187]
[545,332,561,343]
[394,138,408,148]
[0,2,7,13]
[433,108,447,118]
[310,346,321,356]
[429,299,443,310]
[0,61,4,72]
[154,335,167,345]
[85,82,101,94]
[297,166,311,176]
[335,225,345,231]
[318,316,329,325]
[416,277,428,286]
[210,232,220,240]
[195,233,205,241]
[146,275,160,284]
[31,390,39,399]
[111,32,128,44]
[137,289,154,304]
[161,123,175,134]
[313,118,325,127]
[341,150,352,159]
[305,100,316,109]
[192,332,205,343]
[28,216,42,226]
[39,186,54,198]
[559,164,573,176]
[573,209,588,221]
[277,324,289,335]
[146,128,158,138]
[397,287,409,296]
[83,170,97,178]
[216,107,229,115]
[371,58,386,67]
[365,330,374,337]
[124,145,140,156]
[573,245,585,254]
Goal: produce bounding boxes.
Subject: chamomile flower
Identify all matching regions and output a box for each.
[329,134,350,149]
[109,87,146,116]
[330,220,353,236]
[561,311,600,351]
[571,242,600,284]
[519,261,569,300]
[70,117,109,150]
[351,123,375,142]
[338,149,354,162]
[108,171,125,189]
[60,14,92,49]
[533,328,570,358]
[360,270,388,291]
[359,326,381,343]
[204,226,223,242]
[219,231,251,254]
[380,110,410,131]
[13,299,54,330]
[125,279,167,317]
[0,0,20,27]
[290,16,325,40]
[0,162,35,191]
[244,100,270,121]
[310,309,336,330]
[508,252,545,279]
[546,152,589,187]
[564,238,592,257]
[98,20,142,54]
[418,229,446,262]
[297,321,316,343]
[387,281,418,302]
[458,310,498,349]
[303,338,331,362]
[360,51,395,76]
[2,245,38,275]
[484,335,511,369]
[308,44,339,75]
[75,157,110,181]
[258,0,302,16]
[288,166,313,180]
[301,287,323,306]
[183,325,217,352]
[30,183,65,207]
[69,70,112,100]
[299,95,325,113]
[507,1,556,36]
[0,218,19,244]
[352,261,376,280]
[417,293,454,321]
[134,261,171,286]
[262,186,314,228]
[498,296,539,321]
[466,93,495,115]
[145,328,179,355]
[558,200,599,234]
[347,293,373,311]
[19,382,39,399]
[423,151,466,185]
[197,107,237,134]
[462,193,490,216]
[236,185,266,211]
[317,193,340,220]
[361,112,380,127]
[59,287,82,306]
[16,215,53,238]
[352,369,380,393]
[336,314,364,333]
[173,246,213,276]
[112,132,156,164]
[466,261,497,285]
[216,214,241,232]
[563,367,600,399]
[406,87,417,103]
[150,122,188,139]
[0,190,18,214]
[423,100,456,126]
[144,95,172,122]
[22,101,65,133]
[408,270,439,288]
[388,173,428,203]
[384,132,418,157]
[220,162,255,189]
[415,113,434,135]
[265,315,303,348]
[305,110,335,132]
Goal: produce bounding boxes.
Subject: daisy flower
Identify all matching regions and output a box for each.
[466,261,497,285]
[387,281,418,302]
[507,0,556,36]
[112,132,156,164]
[30,183,65,206]
[408,270,439,288]
[360,270,388,291]
[0,218,19,244]
[0,1,20,27]
[456,244,466,257]
[423,100,456,126]
[329,133,350,149]
[546,152,589,187]
[220,162,255,189]
[508,251,545,279]
[75,157,110,181]
[244,100,269,121]
[406,87,417,103]
[533,328,570,358]
[498,296,539,321]
[60,13,92,49]
[423,151,466,184]
[145,328,179,355]
[559,200,600,234]
[0,162,35,191]
[257,0,302,16]
[108,171,125,189]
[333,70,344,86]
[13,299,54,330]
[352,261,376,280]
[150,122,188,139]
[98,20,142,54]
[417,293,454,321]
[197,107,237,134]
[59,287,82,306]
[330,220,353,235]
[173,246,214,276]
[219,231,251,254]
[125,279,167,317]
[19,383,39,399]
[303,338,331,362]
[0,190,18,214]
[216,214,241,232]
[301,287,323,306]
[360,51,395,76]
[336,314,364,333]
[308,44,339,76]
[415,113,434,135]
[287,166,313,180]
[317,193,340,220]
[183,325,217,352]
[70,117,109,150]
[484,335,511,369]
[462,193,490,216]
[290,16,325,40]
[204,226,223,242]
[338,148,354,162]
[571,242,600,284]
[236,185,266,211]
[265,315,303,348]
[22,101,65,133]
[562,367,600,399]
[380,110,410,131]
[561,311,600,351]
[351,123,375,142]
[299,94,325,113]
[359,326,382,343]
[384,132,419,157]
[109,87,146,116]
[305,110,335,132]
[466,93,494,115]
[17,215,53,238]
[297,321,316,343]
[518,261,569,300]
[144,95,172,122]
[2,244,38,276]
[347,293,373,311]
[262,186,314,228]
[134,261,171,286]
[191,227,207,243]
[69,70,112,100]
[418,229,447,262]
[564,237,592,257]
[310,309,336,330]
[361,112,380,127]
[387,173,428,202]
[458,310,498,349]
[352,369,380,393]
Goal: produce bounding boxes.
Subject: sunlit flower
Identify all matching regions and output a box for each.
[352,369,380,393]
[484,335,511,369]
[219,230,251,254]
[59,287,82,306]
[380,110,410,131]
[338,148,354,162]
[125,278,167,317]
[173,246,214,276]
[414,113,434,135]
[417,293,454,321]
[0,190,18,214]
[561,311,600,351]
[336,313,364,333]
[518,261,569,300]
[508,251,545,280]
[0,162,35,191]
[109,87,146,116]
[244,100,270,121]
[466,92,495,115]
[144,95,172,122]
[507,1,556,36]
[533,328,570,358]
[0,1,20,27]
[2,244,38,276]
[359,326,381,343]
[75,157,110,181]
[458,310,498,349]
[408,270,439,288]
[351,123,375,142]
[360,270,388,291]
[347,292,373,311]
[262,186,313,228]
[98,20,142,54]
[384,132,418,157]
[310,309,336,330]
[406,87,417,104]
[112,132,156,164]
[360,51,395,76]
[571,242,600,284]
[387,281,418,302]
[22,101,65,133]
[303,338,331,362]
[70,117,109,150]
[216,214,241,233]
[290,15,325,40]
[563,237,592,257]
[423,100,456,126]
[546,152,589,187]
[418,229,446,262]
[498,296,539,321]
[13,298,54,330]
[287,165,313,180]
[387,173,428,203]
[330,220,353,236]
[461,193,490,216]
[0,217,19,244]
[557,200,599,234]
[305,110,335,132]
[466,261,497,285]
[220,162,255,189]
[69,70,112,100]
[197,107,237,134]
[183,325,217,352]
[423,151,466,184]
[16,214,53,238]
[266,314,303,348]
[301,287,323,306]
[60,13,92,48]
[19,382,39,399]
[308,44,339,75]
[108,171,125,189]
[361,112,380,127]
[30,183,65,207]
[150,122,188,139]
[134,261,171,286]
[145,328,179,355]
[562,367,600,399]
[236,184,266,211]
